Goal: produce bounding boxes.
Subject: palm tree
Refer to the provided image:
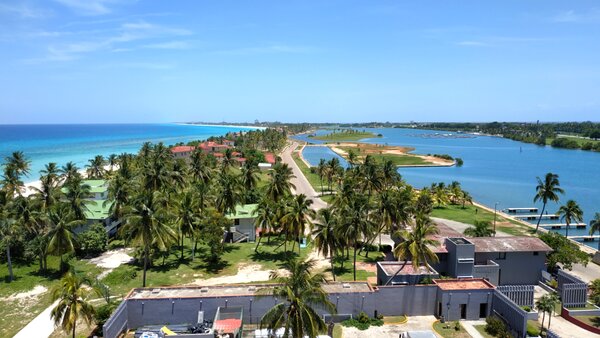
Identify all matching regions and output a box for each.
[254,198,276,252]
[63,177,93,221]
[590,213,600,251]
[556,200,583,238]
[5,151,31,178]
[189,148,212,185]
[463,221,495,237]
[51,272,95,338]
[460,190,473,209]
[282,194,315,253]
[2,151,30,196]
[173,190,200,260]
[122,191,177,287]
[535,292,559,333]
[105,174,130,220]
[266,163,296,201]
[316,159,326,195]
[86,155,106,179]
[46,205,82,272]
[347,149,358,168]
[312,208,339,281]
[107,154,118,172]
[533,173,564,233]
[386,215,440,285]
[216,172,242,214]
[0,207,17,281]
[241,162,260,203]
[60,162,80,185]
[337,194,373,280]
[259,258,336,338]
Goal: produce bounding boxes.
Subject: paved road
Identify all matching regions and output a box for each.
[280,141,327,211]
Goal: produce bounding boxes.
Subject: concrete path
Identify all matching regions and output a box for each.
[462,320,486,338]
[13,300,58,338]
[280,141,328,211]
[341,315,440,338]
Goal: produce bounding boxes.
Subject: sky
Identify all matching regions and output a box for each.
[1,1,600,124]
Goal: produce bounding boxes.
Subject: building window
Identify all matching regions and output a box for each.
[533,251,539,256]
[234,219,240,226]
[497,252,507,260]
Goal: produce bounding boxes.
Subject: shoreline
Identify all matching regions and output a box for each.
[178,123,266,130]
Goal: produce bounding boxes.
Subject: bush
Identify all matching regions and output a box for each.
[548,279,558,289]
[103,265,137,285]
[341,312,383,330]
[551,137,579,149]
[77,223,108,256]
[379,244,392,253]
[454,321,461,331]
[95,303,118,336]
[485,316,509,336]
[455,158,464,166]
[522,306,531,312]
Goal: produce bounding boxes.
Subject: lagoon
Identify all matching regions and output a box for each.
[295,128,600,247]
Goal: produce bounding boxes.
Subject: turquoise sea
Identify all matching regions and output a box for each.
[295,128,600,248]
[0,124,257,183]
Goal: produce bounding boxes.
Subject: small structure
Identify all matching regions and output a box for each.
[213,306,243,338]
[434,278,495,321]
[264,152,276,164]
[376,261,439,285]
[225,204,258,242]
[258,163,272,171]
[62,179,117,234]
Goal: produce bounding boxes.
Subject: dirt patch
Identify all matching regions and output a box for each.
[307,250,332,271]
[191,264,287,286]
[6,285,47,301]
[89,248,134,279]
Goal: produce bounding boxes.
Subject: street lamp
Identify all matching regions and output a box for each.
[493,202,499,236]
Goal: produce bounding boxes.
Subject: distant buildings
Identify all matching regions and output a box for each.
[62,179,118,235]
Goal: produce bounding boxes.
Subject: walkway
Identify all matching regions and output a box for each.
[462,320,487,338]
[280,141,327,210]
[13,300,58,338]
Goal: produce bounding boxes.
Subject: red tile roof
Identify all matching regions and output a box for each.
[212,153,224,157]
[264,152,276,164]
[171,146,195,153]
[235,157,246,162]
[213,319,242,333]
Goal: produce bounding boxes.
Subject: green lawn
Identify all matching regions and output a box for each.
[310,131,380,142]
[291,149,335,196]
[103,236,313,296]
[432,321,472,338]
[368,153,431,166]
[573,315,600,327]
[546,136,600,147]
[431,204,534,236]
[330,248,381,282]
[0,256,102,338]
[473,324,495,338]
[527,320,541,336]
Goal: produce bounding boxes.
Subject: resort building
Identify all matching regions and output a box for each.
[62,179,118,235]
[199,141,231,154]
[225,204,258,242]
[170,145,195,159]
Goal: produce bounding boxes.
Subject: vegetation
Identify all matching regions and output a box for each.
[556,199,584,238]
[309,129,379,142]
[484,316,511,338]
[539,232,589,271]
[259,258,335,338]
[535,292,559,332]
[432,320,471,338]
[50,272,96,338]
[341,311,383,330]
[463,220,495,237]
[590,279,600,306]
[590,213,600,251]
[533,172,564,233]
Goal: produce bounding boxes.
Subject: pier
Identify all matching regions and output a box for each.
[540,223,587,229]
[505,207,538,214]
[515,214,559,221]
[567,235,600,242]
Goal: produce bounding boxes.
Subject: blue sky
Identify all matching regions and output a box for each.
[1,1,599,124]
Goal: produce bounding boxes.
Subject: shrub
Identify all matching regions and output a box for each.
[455,158,464,166]
[341,312,383,330]
[454,321,461,331]
[379,244,392,253]
[485,316,509,336]
[104,265,137,286]
[357,311,370,324]
[522,306,531,312]
[551,137,579,149]
[548,279,558,289]
[77,223,108,256]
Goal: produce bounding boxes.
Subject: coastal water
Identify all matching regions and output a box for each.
[296,128,600,248]
[0,124,256,182]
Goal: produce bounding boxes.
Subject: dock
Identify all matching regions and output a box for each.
[515,214,559,220]
[567,235,600,242]
[505,207,539,214]
[540,223,587,229]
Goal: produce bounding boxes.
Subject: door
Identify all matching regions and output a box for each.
[479,303,487,318]
[460,304,467,319]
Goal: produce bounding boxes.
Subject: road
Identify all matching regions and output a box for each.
[13,300,58,338]
[280,141,328,211]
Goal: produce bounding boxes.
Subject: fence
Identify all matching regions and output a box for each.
[497,285,534,307]
[546,329,560,338]
[557,270,588,308]
[491,290,531,338]
[102,301,128,338]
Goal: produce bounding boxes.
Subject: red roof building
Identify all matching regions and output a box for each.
[170,146,195,159]
[264,152,276,164]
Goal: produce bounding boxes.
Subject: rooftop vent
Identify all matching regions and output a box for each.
[248,286,256,292]
[151,288,161,294]
[342,283,351,289]
[200,287,209,293]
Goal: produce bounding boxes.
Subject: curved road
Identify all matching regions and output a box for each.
[280,141,327,211]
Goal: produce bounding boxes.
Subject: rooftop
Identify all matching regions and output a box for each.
[433,278,495,291]
[377,261,438,276]
[226,204,258,219]
[61,179,108,194]
[84,199,112,220]
[127,282,373,300]
[264,153,276,164]
[469,237,552,253]
[171,146,195,153]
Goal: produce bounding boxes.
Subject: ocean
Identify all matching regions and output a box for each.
[0,124,257,183]
[295,128,600,248]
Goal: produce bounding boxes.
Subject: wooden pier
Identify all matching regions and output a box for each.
[567,235,600,242]
[505,207,539,214]
[540,223,587,229]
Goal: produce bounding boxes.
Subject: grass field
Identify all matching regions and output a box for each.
[291,149,336,196]
[473,324,495,338]
[310,131,379,142]
[432,321,471,338]
[431,204,534,236]
[0,256,103,338]
[368,153,430,166]
[573,315,600,327]
[546,136,600,147]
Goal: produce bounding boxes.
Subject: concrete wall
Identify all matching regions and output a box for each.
[103,301,128,338]
[473,261,500,285]
[475,251,545,285]
[557,270,588,308]
[496,285,534,307]
[375,263,439,285]
[436,288,493,321]
[446,239,475,278]
[491,290,534,338]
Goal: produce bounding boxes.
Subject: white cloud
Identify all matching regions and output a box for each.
[143,41,193,50]
[456,41,490,47]
[215,44,317,55]
[53,0,135,16]
[0,2,50,18]
[551,9,600,23]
